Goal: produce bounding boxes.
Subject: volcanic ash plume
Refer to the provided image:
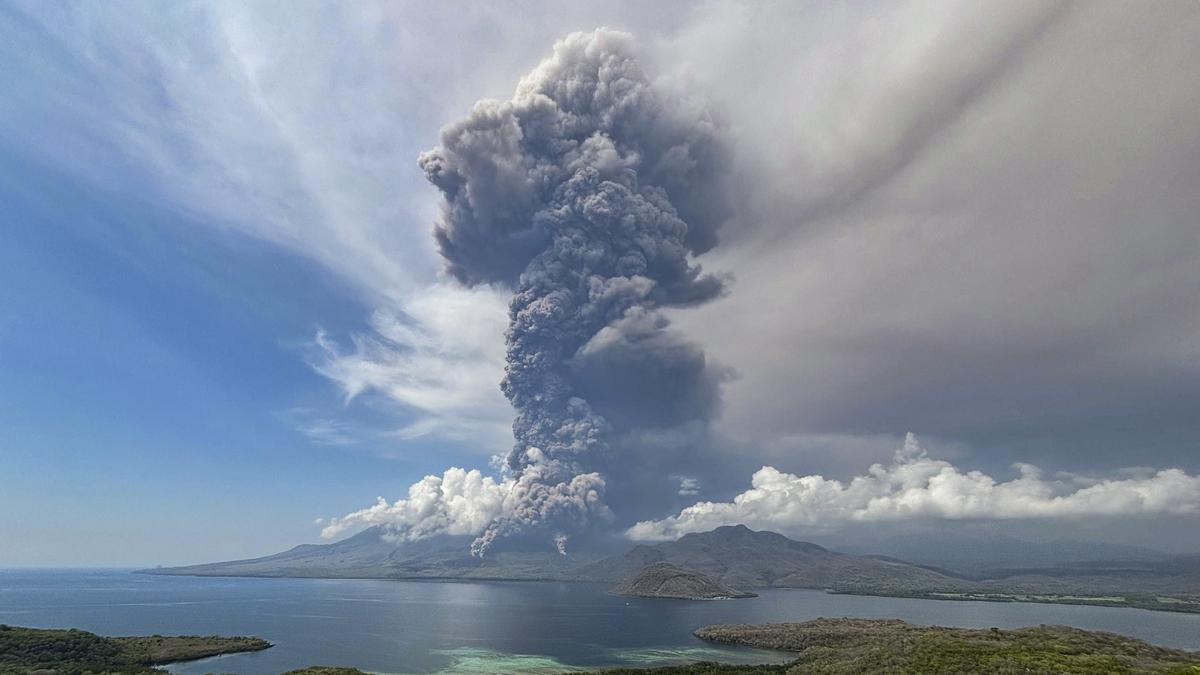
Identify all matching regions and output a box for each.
[418,28,732,555]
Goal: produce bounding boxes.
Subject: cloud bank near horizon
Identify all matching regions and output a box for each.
[321,433,1200,544]
[627,434,1200,542]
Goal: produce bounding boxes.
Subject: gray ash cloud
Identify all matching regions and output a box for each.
[419,28,732,555]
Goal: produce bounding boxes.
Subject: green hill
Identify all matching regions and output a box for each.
[0,624,270,674]
[679,618,1200,674]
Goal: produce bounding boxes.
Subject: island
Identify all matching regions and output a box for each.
[613,562,757,600]
[0,624,271,674]
[144,524,1200,614]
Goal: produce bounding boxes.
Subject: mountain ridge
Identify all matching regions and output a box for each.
[580,525,963,591]
[143,524,961,593]
[832,531,1172,576]
[140,524,1200,613]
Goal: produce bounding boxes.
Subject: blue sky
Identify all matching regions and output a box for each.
[0,1,523,565]
[3,1,1199,565]
[0,114,482,565]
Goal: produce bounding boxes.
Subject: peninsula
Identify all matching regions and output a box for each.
[0,624,270,674]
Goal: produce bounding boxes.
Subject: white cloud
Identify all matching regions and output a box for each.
[293,418,362,447]
[321,467,511,540]
[676,477,700,496]
[280,406,382,447]
[309,283,513,453]
[628,434,1200,541]
[321,459,609,549]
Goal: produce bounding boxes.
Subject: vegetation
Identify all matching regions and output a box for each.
[596,664,788,674]
[279,662,369,667]
[0,624,270,674]
[683,618,1200,674]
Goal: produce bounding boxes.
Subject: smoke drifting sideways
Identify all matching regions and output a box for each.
[410,29,734,556]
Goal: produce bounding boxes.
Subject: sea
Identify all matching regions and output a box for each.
[2,569,1198,674]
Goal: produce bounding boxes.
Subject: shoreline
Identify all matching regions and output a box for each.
[0,625,272,674]
[135,569,1200,616]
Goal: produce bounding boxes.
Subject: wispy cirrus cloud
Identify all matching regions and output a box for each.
[293,418,363,447]
[308,283,513,453]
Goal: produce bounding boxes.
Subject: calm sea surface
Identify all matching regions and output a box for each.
[1,569,1198,674]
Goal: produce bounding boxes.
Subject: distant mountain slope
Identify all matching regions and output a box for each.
[834,532,1171,576]
[972,553,1200,597]
[145,527,596,580]
[144,524,960,592]
[141,524,1200,612]
[612,562,756,599]
[156,526,399,576]
[582,525,963,592]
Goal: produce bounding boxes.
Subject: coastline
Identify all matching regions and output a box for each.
[136,568,1200,616]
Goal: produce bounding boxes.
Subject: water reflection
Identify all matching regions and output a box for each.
[0,570,1196,675]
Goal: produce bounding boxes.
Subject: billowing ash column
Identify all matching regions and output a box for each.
[419,29,732,555]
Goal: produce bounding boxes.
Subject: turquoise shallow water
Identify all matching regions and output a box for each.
[1,569,1198,674]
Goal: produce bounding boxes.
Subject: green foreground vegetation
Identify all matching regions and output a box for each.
[280,662,369,667]
[598,666,783,674]
[646,618,1200,675]
[0,624,270,674]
